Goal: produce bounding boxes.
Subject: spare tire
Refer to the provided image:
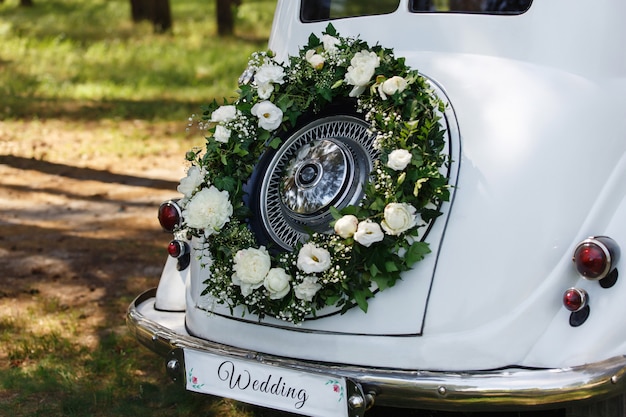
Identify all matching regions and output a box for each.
[247,108,377,252]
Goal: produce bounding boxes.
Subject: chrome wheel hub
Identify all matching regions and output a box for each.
[258,115,376,251]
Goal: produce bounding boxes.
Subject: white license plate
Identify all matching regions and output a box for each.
[183,348,350,417]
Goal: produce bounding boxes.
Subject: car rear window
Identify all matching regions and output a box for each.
[301,0,401,22]
[410,0,532,14]
[301,0,532,22]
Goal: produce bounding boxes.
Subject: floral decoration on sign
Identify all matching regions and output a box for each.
[178,24,449,324]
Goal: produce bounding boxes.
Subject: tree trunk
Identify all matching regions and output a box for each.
[130,0,172,33]
[21,0,34,6]
[216,0,240,37]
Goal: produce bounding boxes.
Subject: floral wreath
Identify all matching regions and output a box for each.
[177,24,449,324]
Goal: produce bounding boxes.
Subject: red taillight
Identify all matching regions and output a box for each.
[563,287,588,312]
[167,240,189,258]
[573,236,620,280]
[158,200,182,232]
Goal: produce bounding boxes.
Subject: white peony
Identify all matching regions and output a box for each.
[232,246,271,296]
[251,100,283,131]
[353,220,384,247]
[334,215,359,239]
[297,243,331,274]
[344,50,380,97]
[210,105,238,123]
[254,63,285,85]
[322,34,340,53]
[387,149,413,171]
[294,276,322,302]
[213,124,231,143]
[177,165,205,198]
[305,49,325,70]
[264,268,291,299]
[381,203,417,236]
[182,186,233,233]
[256,82,274,100]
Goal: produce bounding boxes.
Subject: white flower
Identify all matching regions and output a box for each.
[297,243,331,274]
[264,268,291,299]
[381,203,417,236]
[251,100,283,131]
[210,105,237,123]
[387,149,413,171]
[378,76,408,100]
[344,50,380,97]
[182,186,233,233]
[305,49,325,70]
[334,215,358,239]
[256,82,274,100]
[255,63,285,85]
[322,34,340,53]
[294,276,322,302]
[232,246,271,296]
[213,124,231,143]
[353,220,384,247]
[177,166,205,198]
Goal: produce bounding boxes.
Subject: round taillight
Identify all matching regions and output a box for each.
[158,200,182,232]
[573,236,620,280]
[167,240,188,258]
[563,287,588,312]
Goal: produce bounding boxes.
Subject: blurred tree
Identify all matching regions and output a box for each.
[217,0,241,36]
[130,0,172,33]
[0,0,34,5]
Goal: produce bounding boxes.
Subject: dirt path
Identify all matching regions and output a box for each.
[0,119,195,351]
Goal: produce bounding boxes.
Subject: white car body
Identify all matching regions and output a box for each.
[128,1,626,415]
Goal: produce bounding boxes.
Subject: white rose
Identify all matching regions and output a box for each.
[294,276,322,302]
[213,124,231,143]
[334,215,358,239]
[256,82,274,100]
[381,203,417,236]
[182,186,233,233]
[322,34,340,53]
[353,220,384,247]
[297,243,331,274]
[177,166,205,197]
[264,267,291,299]
[387,149,413,171]
[305,49,325,70]
[254,63,285,85]
[344,50,380,97]
[251,100,283,131]
[350,50,380,68]
[232,246,271,296]
[378,76,408,100]
[210,105,237,123]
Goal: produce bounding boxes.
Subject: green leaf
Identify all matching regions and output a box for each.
[405,242,431,265]
[354,290,369,313]
[385,261,399,272]
[268,137,282,149]
[371,274,389,291]
[324,23,338,37]
[368,262,381,278]
[308,33,320,46]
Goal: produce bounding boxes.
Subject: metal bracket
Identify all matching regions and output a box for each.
[165,348,186,386]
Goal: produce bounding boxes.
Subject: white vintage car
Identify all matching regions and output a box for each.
[127,0,626,416]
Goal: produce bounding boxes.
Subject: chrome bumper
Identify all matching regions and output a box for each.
[127,289,626,411]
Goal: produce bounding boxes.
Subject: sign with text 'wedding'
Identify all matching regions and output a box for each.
[183,348,348,417]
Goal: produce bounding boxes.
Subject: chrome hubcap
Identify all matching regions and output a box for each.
[258,115,376,251]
